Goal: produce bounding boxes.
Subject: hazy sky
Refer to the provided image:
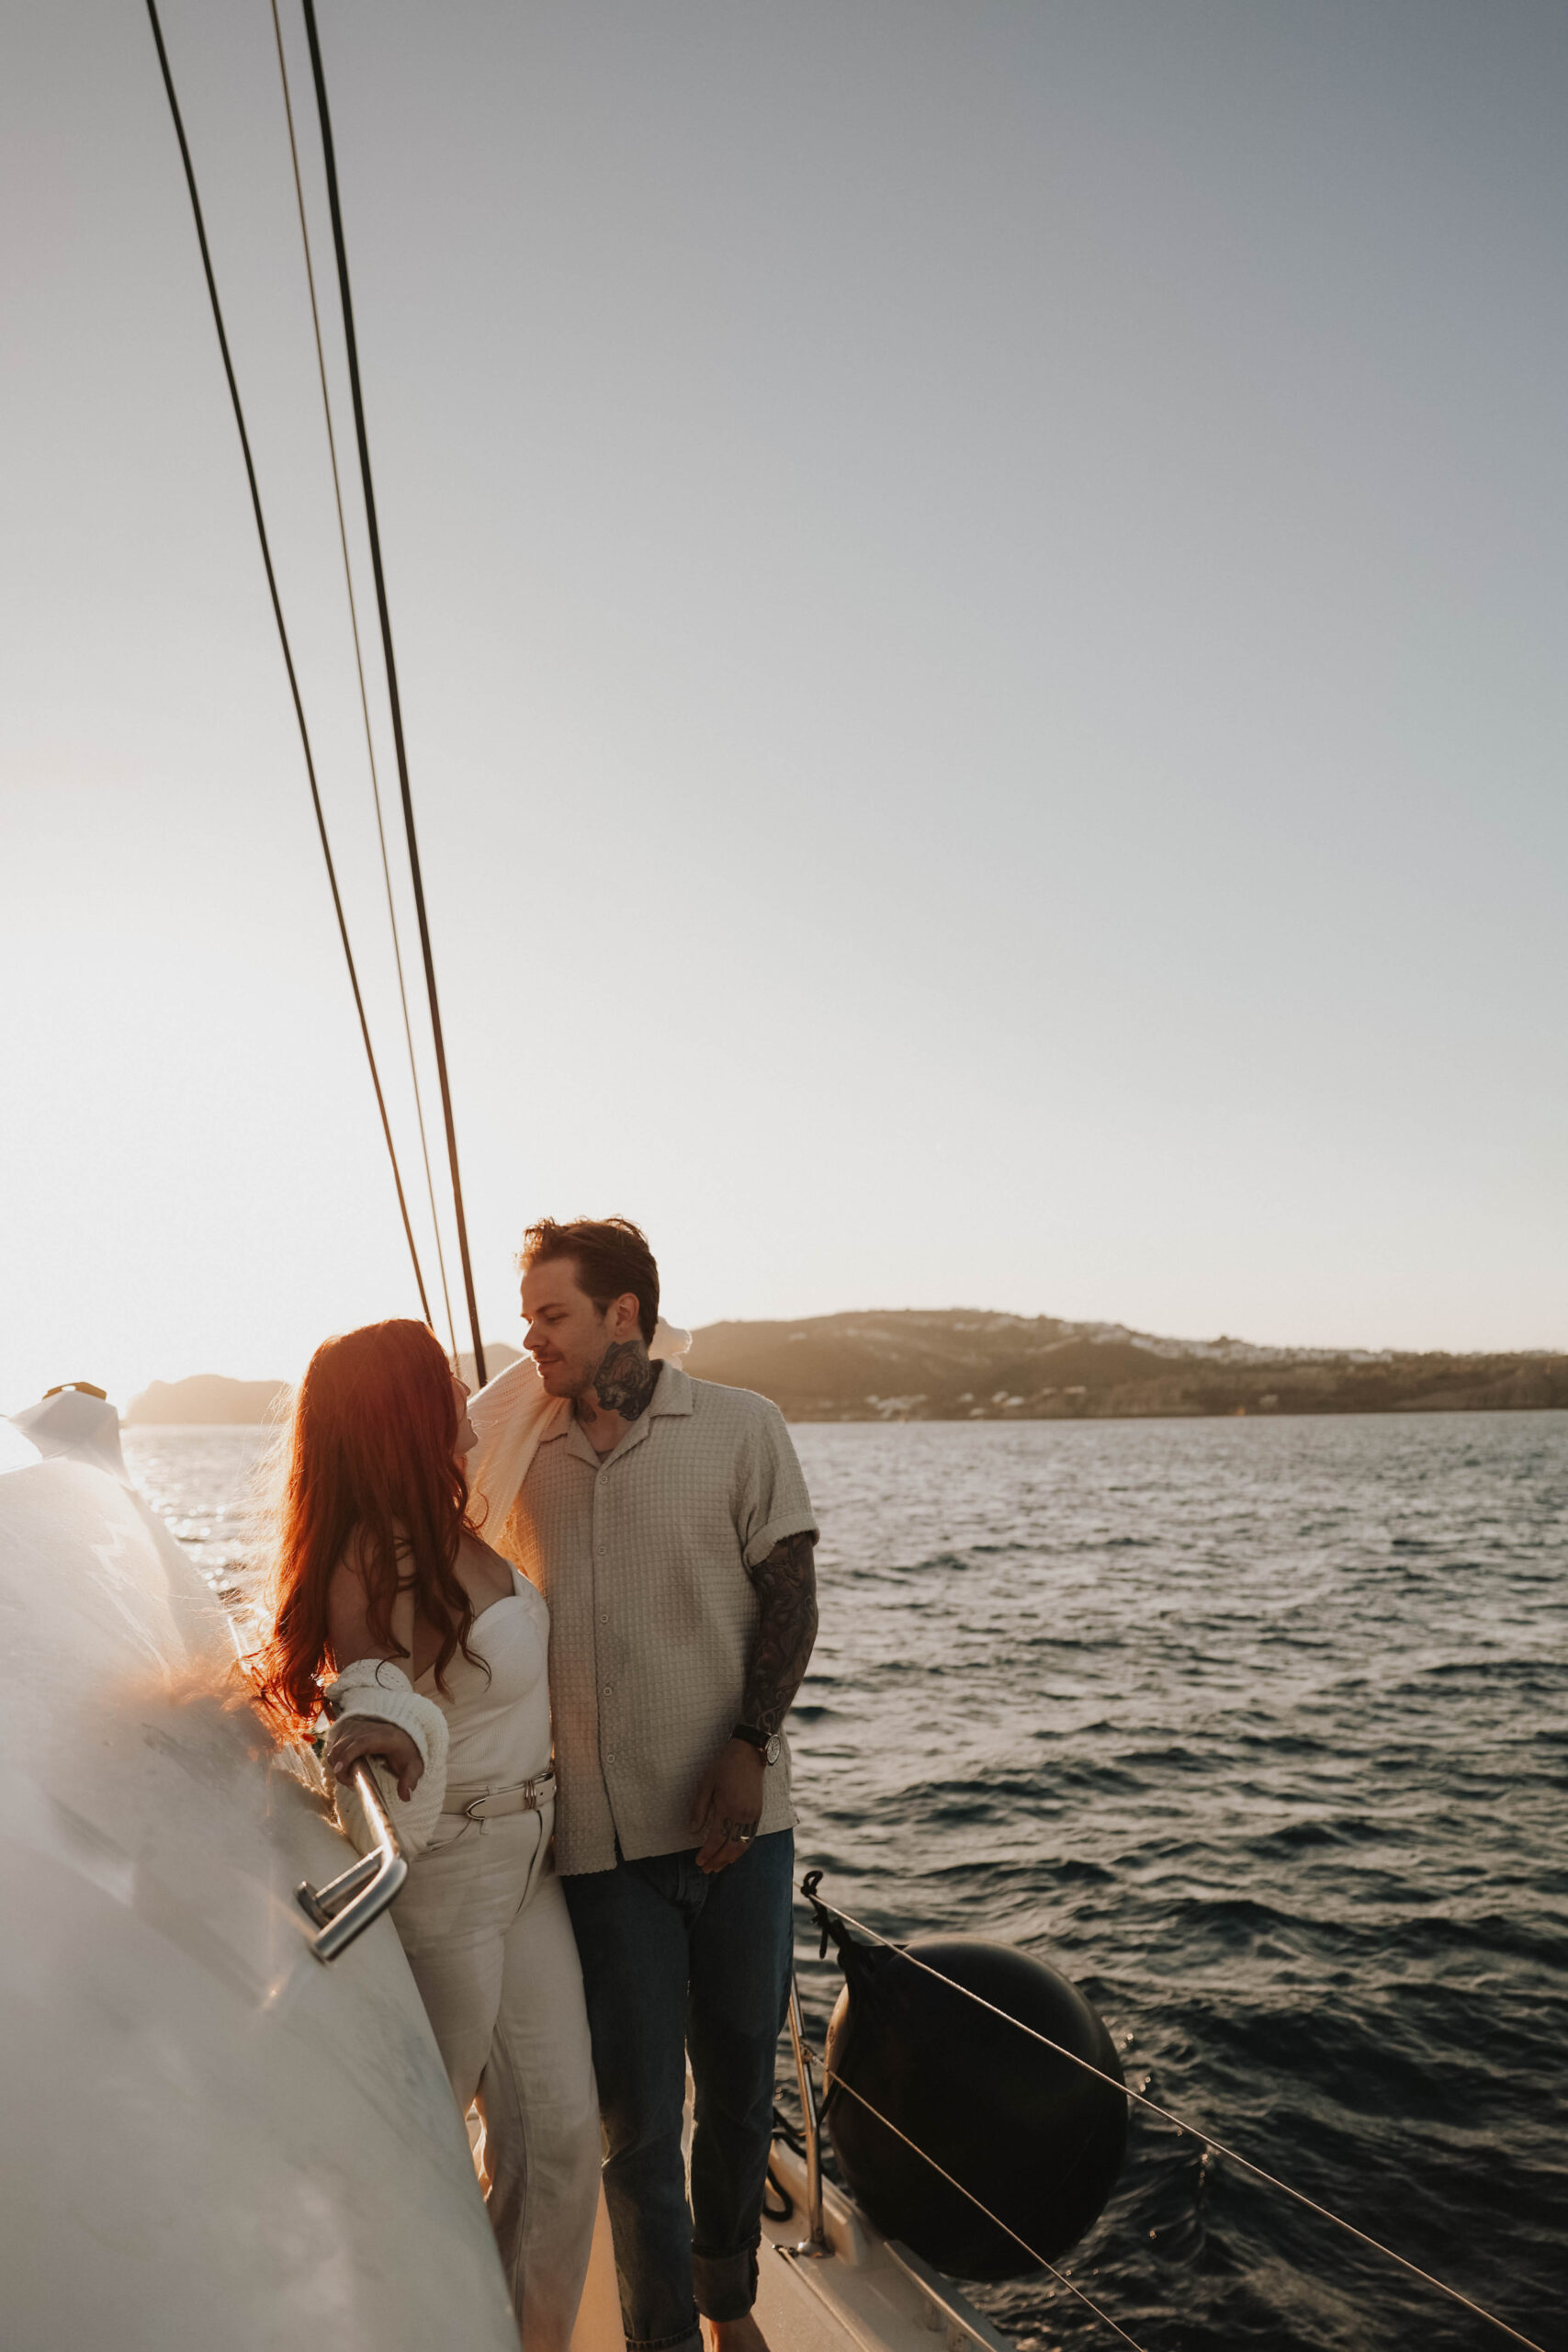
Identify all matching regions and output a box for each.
[4,0,1566,1408]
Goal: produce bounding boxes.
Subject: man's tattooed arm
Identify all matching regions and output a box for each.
[592,1340,660,1421]
[741,1530,819,1736]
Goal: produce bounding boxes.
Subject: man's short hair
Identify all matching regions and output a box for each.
[518,1217,660,1347]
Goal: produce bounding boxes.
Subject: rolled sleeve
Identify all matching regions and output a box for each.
[738,1401,818,1570]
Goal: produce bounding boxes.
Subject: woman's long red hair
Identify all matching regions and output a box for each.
[252,1318,482,1732]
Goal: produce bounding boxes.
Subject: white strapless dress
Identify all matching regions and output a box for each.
[415,1566,552,1792]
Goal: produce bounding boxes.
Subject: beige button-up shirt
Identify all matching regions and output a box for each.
[501,1363,818,1875]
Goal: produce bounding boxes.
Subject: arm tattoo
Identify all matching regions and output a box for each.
[742,1530,818,1736]
[592,1340,660,1421]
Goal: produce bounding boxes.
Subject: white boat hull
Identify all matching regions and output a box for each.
[0,1441,518,2352]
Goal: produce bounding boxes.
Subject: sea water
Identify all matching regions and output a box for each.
[125,1412,1567,2352]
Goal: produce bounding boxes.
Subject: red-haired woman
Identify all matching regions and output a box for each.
[254,1317,600,2352]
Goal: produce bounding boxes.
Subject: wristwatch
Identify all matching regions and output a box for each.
[732,1722,783,1766]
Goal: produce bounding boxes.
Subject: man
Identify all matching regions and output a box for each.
[501,1216,818,2352]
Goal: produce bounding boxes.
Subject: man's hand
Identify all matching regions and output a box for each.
[690,1738,765,1873]
[323,1715,424,1804]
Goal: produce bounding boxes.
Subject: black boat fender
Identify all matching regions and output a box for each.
[811,1897,1128,2280]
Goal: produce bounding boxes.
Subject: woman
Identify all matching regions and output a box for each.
[253,1317,600,2352]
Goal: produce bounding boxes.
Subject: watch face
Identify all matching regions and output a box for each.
[764,1734,782,1767]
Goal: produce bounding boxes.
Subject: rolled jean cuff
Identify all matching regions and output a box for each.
[693,2245,760,2323]
[626,2328,701,2352]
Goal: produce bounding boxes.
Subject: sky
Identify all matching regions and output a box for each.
[4,0,1566,1409]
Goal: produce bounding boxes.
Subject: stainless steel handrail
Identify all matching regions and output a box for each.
[786,1973,831,2256]
[295,1761,408,1962]
[295,1848,379,1923]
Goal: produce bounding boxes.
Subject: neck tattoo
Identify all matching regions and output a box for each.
[591,1340,660,1422]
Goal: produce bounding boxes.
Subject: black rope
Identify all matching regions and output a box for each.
[298,0,487,1390]
[266,0,460,1372]
[802,1867,861,1967]
[141,0,433,1329]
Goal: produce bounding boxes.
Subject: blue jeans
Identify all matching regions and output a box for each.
[563,1831,795,2352]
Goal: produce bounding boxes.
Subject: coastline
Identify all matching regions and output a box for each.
[123,1313,1568,1426]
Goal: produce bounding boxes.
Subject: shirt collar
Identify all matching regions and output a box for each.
[648,1360,694,1419]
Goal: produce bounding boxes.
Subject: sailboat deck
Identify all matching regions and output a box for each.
[757,2143,1012,2352]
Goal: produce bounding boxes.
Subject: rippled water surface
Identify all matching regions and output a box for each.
[125,1414,1568,2352]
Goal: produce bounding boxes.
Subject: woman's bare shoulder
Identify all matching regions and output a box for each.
[457,1528,518,1603]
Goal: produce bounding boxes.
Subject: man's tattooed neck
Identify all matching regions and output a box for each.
[591,1340,660,1421]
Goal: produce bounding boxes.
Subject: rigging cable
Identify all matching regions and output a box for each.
[142,0,434,1329]
[801,2050,1149,2352]
[266,0,459,1372]
[803,1885,1548,2352]
[299,0,488,1388]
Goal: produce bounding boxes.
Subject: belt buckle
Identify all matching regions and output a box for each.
[462,1792,489,1823]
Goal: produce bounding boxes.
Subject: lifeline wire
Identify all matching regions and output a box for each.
[820,2067,1149,2352]
[266,0,459,1372]
[299,0,488,1388]
[142,0,434,1329]
[806,1890,1547,2352]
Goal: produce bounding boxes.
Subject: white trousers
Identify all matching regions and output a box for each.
[393,1804,602,2352]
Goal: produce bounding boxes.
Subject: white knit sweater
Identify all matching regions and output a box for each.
[324,1657,450,1859]
[467,1317,692,1543]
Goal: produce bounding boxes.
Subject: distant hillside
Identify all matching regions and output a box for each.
[125,1343,523,1425]
[125,1375,289,1426]
[125,1319,1566,1424]
[682,1310,1568,1421]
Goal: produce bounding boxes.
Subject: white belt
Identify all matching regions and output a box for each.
[442,1772,556,1821]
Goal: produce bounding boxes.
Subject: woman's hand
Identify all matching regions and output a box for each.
[323,1715,424,1804]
